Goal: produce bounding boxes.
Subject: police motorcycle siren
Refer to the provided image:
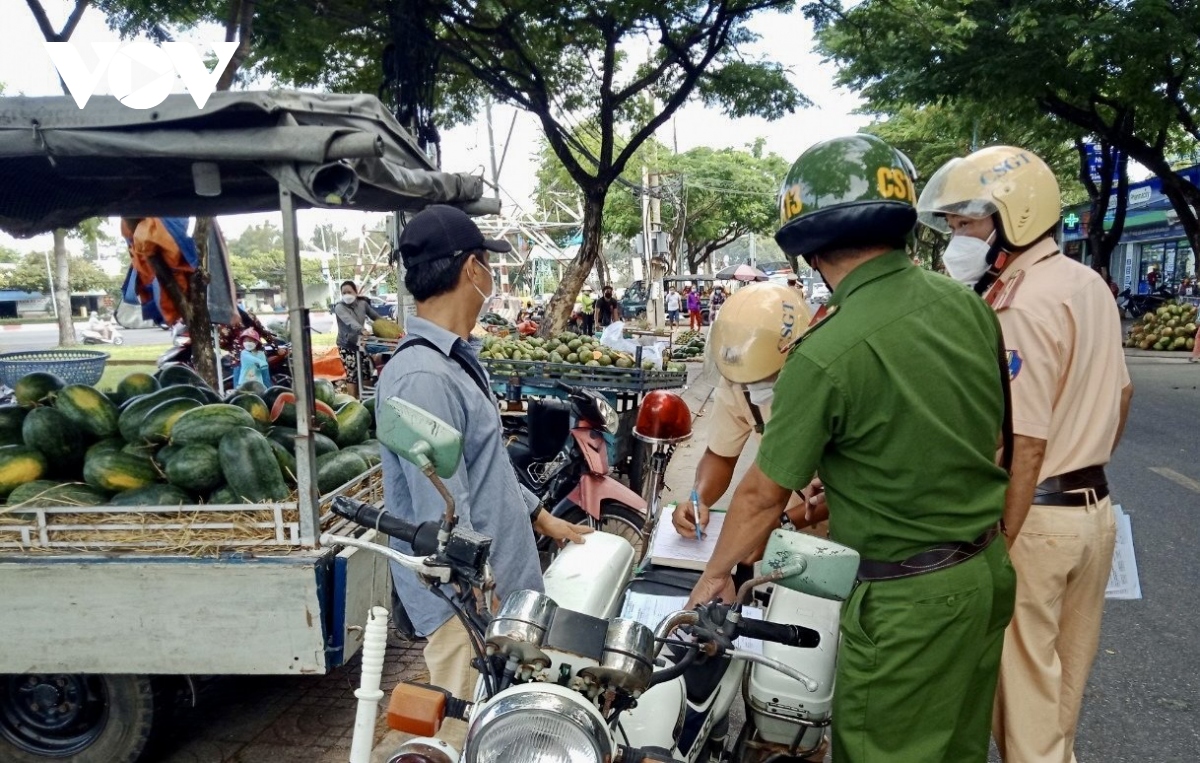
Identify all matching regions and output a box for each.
[630,390,693,536]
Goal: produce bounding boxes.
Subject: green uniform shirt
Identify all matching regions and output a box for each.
[757,251,1008,562]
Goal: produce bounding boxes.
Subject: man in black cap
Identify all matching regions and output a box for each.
[377,206,590,741]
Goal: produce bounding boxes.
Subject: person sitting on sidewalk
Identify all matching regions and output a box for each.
[671,282,825,559]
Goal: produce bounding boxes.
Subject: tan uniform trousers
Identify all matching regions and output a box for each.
[423,615,477,750]
[994,495,1117,763]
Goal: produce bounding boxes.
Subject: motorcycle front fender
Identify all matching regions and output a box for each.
[567,473,647,521]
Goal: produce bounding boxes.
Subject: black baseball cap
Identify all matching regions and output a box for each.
[398,205,511,266]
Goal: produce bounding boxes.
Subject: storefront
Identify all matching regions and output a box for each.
[1061,165,1199,294]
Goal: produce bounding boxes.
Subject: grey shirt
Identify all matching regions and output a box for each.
[333,297,381,350]
[376,316,543,636]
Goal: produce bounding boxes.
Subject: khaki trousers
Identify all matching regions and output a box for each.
[994,496,1117,763]
[423,615,477,749]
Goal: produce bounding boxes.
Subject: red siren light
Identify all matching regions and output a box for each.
[634,390,693,444]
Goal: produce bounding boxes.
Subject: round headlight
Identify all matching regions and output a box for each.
[466,684,611,763]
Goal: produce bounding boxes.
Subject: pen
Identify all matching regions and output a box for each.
[691,486,703,540]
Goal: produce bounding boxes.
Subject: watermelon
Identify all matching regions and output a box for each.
[109,484,194,507]
[0,404,29,446]
[118,386,208,442]
[164,444,224,493]
[0,445,50,497]
[236,379,268,397]
[138,398,204,445]
[170,404,257,447]
[22,406,85,474]
[225,394,272,432]
[5,480,107,508]
[55,384,121,438]
[334,401,371,447]
[156,363,211,389]
[266,438,298,486]
[218,427,290,502]
[83,450,159,494]
[314,379,337,407]
[316,450,369,494]
[13,372,65,408]
[117,372,160,403]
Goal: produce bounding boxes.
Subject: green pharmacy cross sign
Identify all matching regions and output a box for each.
[1064,213,1081,230]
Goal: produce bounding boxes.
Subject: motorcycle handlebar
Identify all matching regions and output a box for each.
[736,617,821,649]
[331,497,440,555]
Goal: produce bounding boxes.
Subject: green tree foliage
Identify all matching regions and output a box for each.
[227,224,326,288]
[249,0,805,333]
[0,245,21,265]
[5,253,116,293]
[807,0,1200,273]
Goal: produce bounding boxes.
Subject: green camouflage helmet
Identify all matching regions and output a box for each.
[774,134,918,266]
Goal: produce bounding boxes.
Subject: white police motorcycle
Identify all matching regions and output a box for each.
[327,396,855,763]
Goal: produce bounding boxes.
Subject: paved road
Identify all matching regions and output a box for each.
[134,353,1199,762]
[0,324,170,352]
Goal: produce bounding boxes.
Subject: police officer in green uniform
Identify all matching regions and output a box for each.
[687,134,1017,763]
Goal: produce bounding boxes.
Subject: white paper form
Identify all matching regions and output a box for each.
[648,505,727,570]
[1106,504,1142,600]
[620,591,764,654]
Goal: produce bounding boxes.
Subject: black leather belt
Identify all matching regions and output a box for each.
[856,526,999,582]
[1033,465,1108,506]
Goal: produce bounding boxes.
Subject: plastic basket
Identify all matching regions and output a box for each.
[0,350,110,388]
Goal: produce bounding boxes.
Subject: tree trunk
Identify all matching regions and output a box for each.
[188,218,219,388]
[53,229,76,346]
[593,255,609,290]
[539,189,606,337]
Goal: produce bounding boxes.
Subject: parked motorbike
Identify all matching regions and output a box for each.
[1118,286,1175,318]
[328,396,853,763]
[80,325,124,345]
[502,384,652,558]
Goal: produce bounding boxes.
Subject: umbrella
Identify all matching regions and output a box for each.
[716,263,769,281]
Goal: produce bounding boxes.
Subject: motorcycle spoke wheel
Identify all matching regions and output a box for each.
[556,503,648,562]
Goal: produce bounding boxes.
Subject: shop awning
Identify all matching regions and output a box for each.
[0,91,497,237]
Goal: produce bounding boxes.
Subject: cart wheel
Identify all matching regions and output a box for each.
[0,674,159,763]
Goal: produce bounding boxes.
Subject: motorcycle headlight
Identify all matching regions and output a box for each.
[595,396,620,435]
[465,685,610,763]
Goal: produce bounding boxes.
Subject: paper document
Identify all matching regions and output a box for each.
[620,591,763,654]
[648,505,726,571]
[1106,504,1142,600]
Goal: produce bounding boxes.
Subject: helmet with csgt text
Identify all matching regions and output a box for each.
[775,134,918,270]
[917,146,1060,248]
[708,282,811,384]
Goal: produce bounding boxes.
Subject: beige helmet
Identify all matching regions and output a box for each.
[917,146,1061,248]
[707,282,812,384]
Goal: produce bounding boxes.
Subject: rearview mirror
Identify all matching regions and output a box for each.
[762,529,860,601]
[377,397,463,479]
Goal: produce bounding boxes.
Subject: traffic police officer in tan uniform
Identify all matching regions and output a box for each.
[919,147,1134,763]
[670,282,826,558]
[688,134,1016,762]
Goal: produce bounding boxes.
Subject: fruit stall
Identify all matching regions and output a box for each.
[1123,300,1198,352]
[477,331,689,494]
[0,91,497,763]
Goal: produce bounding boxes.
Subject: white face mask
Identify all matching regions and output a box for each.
[943,233,996,287]
[341,293,357,305]
[472,259,495,313]
[746,376,777,408]
[244,342,257,351]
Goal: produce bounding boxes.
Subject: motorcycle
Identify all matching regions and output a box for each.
[502,384,654,559]
[80,324,124,345]
[1117,286,1175,318]
[327,395,854,763]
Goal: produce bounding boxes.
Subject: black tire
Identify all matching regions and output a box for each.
[628,438,654,496]
[0,674,157,763]
[554,501,649,562]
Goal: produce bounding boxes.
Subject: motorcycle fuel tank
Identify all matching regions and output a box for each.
[542,531,634,620]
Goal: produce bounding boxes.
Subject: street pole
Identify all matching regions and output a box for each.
[43,250,58,318]
[749,233,756,268]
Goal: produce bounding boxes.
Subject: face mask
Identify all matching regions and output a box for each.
[341,293,356,305]
[244,342,257,351]
[943,233,996,287]
[472,259,496,313]
[746,376,776,408]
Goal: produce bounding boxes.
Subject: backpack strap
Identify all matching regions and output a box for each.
[394,336,492,400]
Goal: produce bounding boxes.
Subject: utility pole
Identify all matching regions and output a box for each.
[749,233,757,268]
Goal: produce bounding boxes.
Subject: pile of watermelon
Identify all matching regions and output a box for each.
[0,364,381,509]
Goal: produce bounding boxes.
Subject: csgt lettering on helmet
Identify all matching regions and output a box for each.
[876,167,914,202]
[780,300,798,342]
[780,184,804,222]
[978,153,1032,185]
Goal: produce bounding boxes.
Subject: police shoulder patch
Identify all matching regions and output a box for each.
[1006,349,1023,381]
